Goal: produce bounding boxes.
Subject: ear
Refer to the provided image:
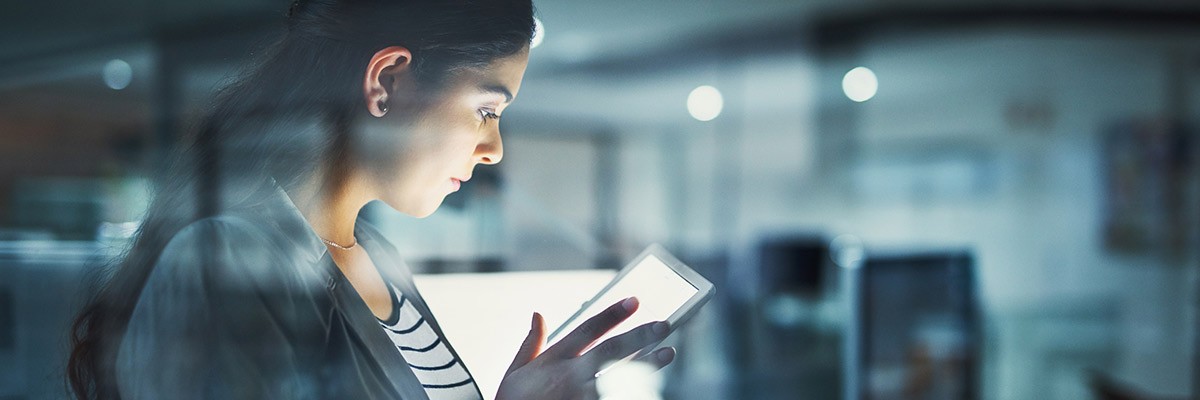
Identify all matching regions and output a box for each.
[363,46,413,117]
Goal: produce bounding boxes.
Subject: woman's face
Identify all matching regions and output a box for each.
[364,49,529,218]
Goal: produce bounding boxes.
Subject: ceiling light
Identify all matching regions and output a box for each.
[687,85,723,122]
[842,66,877,102]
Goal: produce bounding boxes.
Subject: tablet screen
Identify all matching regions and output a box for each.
[547,254,699,353]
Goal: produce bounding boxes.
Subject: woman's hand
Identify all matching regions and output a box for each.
[495,297,677,400]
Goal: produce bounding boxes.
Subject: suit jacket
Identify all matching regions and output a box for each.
[115,187,481,399]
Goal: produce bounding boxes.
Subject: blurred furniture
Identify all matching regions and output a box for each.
[734,235,843,400]
[1089,370,1190,400]
[8,179,106,241]
[847,250,981,400]
[0,241,107,400]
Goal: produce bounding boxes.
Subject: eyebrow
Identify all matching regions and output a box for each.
[479,84,514,103]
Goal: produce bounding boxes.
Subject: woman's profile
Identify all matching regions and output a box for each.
[66,0,675,399]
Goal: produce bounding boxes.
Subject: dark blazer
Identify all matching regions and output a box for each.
[114,188,481,399]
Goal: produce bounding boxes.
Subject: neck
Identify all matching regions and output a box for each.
[287,172,373,250]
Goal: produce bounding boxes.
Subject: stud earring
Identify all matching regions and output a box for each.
[379,102,389,115]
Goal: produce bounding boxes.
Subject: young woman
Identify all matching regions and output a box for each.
[67,1,675,399]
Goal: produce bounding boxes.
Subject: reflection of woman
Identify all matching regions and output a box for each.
[67,1,674,399]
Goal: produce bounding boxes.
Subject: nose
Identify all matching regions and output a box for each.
[476,127,503,165]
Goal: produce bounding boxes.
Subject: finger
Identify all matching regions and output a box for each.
[504,312,545,376]
[581,320,668,368]
[591,347,675,383]
[632,346,676,371]
[543,297,639,359]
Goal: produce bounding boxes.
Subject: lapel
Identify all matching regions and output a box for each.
[324,252,432,400]
[259,186,428,398]
[356,221,485,399]
[262,183,476,399]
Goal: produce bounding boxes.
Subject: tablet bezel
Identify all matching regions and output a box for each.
[545,243,716,355]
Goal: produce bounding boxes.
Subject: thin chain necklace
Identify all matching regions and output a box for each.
[321,236,358,251]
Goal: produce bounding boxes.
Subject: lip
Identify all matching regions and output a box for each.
[451,175,473,191]
[449,174,470,193]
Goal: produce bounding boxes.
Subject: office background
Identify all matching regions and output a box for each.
[1,0,1199,399]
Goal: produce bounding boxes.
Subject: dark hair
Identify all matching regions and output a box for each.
[67,1,534,398]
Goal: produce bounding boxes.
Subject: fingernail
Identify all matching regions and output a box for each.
[657,347,675,363]
[622,297,638,312]
[653,321,669,336]
[531,312,539,329]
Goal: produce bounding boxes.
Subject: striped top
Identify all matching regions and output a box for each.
[377,281,482,400]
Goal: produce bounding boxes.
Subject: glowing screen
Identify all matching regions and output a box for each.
[547,255,699,354]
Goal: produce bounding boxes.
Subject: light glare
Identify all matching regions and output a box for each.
[687,85,723,122]
[842,66,877,102]
[597,360,663,400]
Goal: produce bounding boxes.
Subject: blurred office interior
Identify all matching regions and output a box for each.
[2,0,1200,399]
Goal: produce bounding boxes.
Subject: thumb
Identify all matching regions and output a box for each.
[505,312,545,376]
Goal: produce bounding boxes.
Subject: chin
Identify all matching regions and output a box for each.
[410,206,440,219]
[407,198,445,219]
[380,195,443,219]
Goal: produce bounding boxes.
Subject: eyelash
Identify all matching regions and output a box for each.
[480,109,500,121]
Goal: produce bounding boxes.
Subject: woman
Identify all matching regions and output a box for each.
[67,0,675,399]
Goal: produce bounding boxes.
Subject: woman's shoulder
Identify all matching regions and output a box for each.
[152,215,326,294]
[159,215,274,270]
[118,215,336,398]
[165,215,270,252]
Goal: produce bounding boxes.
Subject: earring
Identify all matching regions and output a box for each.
[379,102,389,115]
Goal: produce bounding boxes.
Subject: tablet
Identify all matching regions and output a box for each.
[546,244,715,361]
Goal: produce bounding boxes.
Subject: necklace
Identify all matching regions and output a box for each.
[321,236,358,251]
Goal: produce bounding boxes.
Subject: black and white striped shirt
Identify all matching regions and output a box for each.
[377,281,481,400]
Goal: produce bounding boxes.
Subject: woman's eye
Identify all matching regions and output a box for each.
[480,109,500,121]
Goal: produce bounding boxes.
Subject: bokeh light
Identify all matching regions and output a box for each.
[687,85,723,122]
[103,59,132,90]
[842,66,877,102]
